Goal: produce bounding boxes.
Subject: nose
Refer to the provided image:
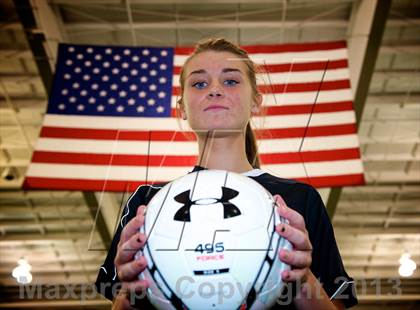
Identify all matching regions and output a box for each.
[207,82,224,99]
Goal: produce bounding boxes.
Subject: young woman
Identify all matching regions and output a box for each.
[96,38,357,309]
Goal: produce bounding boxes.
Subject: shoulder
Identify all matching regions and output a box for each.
[120,182,168,227]
[248,170,326,226]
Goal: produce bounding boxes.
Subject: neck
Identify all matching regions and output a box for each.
[195,131,254,174]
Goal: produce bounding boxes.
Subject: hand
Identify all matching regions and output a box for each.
[274,194,313,284]
[113,205,149,309]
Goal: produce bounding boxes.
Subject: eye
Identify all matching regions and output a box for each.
[224,79,239,86]
[192,81,208,89]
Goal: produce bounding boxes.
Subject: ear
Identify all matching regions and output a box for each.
[178,100,187,120]
[251,93,262,115]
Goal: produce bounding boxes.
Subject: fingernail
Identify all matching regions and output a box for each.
[281,250,288,259]
[281,225,286,233]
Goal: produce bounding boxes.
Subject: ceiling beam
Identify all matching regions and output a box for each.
[326,0,392,219]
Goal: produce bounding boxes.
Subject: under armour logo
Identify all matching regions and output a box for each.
[173,187,241,222]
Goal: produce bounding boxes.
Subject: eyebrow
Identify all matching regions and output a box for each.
[187,68,243,77]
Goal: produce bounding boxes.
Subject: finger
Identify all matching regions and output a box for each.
[274,195,306,231]
[120,205,147,244]
[281,268,309,283]
[122,279,150,293]
[276,223,312,251]
[117,255,148,282]
[278,249,312,268]
[115,233,147,266]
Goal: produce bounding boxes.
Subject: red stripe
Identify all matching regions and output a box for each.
[260,101,353,115]
[23,172,364,192]
[172,79,350,96]
[174,41,346,55]
[30,148,361,166]
[295,173,365,188]
[39,123,356,141]
[173,59,348,75]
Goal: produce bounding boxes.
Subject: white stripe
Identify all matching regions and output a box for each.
[170,89,354,107]
[35,134,360,154]
[172,68,350,87]
[26,159,363,180]
[43,110,355,130]
[174,49,348,66]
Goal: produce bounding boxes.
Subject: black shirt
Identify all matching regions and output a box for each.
[95,166,358,308]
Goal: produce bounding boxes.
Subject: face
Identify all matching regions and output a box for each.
[180,51,261,136]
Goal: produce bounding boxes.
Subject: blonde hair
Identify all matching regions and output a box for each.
[176,38,262,168]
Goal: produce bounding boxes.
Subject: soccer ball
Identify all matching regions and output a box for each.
[137,169,291,309]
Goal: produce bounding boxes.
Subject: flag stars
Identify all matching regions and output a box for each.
[103,62,110,68]
[158,91,166,98]
[93,68,100,74]
[76,54,84,60]
[121,76,128,82]
[77,104,85,111]
[141,63,148,69]
[91,83,99,90]
[156,106,165,113]
[61,89,68,95]
[87,47,94,53]
[94,54,102,61]
[108,98,116,104]
[140,76,148,83]
[58,103,66,110]
[105,48,112,54]
[112,68,120,74]
[150,70,157,76]
[97,105,105,112]
[123,49,131,55]
[147,98,155,105]
[122,62,129,69]
[149,84,157,91]
[159,63,167,70]
[110,84,118,90]
[72,82,80,89]
[132,55,139,62]
[64,74,71,80]
[114,54,121,61]
[74,67,81,73]
[137,105,145,113]
[160,50,168,56]
[129,84,137,91]
[68,46,75,52]
[83,74,90,81]
[128,98,135,105]
[69,96,76,103]
[119,90,127,97]
[130,69,138,76]
[100,90,107,97]
[138,91,146,98]
[116,105,124,112]
[142,49,150,56]
[80,90,87,96]
[102,75,110,82]
[88,97,96,104]
[66,59,73,66]
[150,56,158,63]
[84,61,92,67]
[159,77,167,84]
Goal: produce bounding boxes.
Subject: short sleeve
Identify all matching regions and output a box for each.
[94,185,155,308]
[305,187,358,308]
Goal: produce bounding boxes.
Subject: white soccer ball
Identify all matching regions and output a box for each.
[137,169,291,309]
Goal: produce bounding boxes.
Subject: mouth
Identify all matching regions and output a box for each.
[204,105,229,111]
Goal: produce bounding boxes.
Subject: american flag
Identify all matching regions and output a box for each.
[24,41,365,191]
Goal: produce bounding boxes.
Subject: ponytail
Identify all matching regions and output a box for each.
[245,122,260,169]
